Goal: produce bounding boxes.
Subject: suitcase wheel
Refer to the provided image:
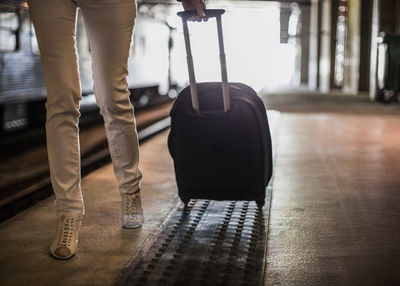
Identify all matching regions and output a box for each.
[181,197,190,206]
[256,200,265,208]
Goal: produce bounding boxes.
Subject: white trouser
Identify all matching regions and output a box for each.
[28,0,142,217]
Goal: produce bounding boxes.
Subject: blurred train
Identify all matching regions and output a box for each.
[0,0,184,135]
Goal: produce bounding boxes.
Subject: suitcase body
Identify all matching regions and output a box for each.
[168,9,273,207]
[168,82,273,207]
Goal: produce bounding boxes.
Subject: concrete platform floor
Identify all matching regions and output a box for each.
[1,91,400,285]
[263,92,400,285]
[0,130,180,286]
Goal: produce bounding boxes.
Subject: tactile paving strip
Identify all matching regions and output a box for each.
[119,200,266,286]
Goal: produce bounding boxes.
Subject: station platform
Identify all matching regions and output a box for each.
[1,90,400,285]
[262,91,400,285]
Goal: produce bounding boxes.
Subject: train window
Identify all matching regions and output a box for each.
[0,11,18,52]
[30,22,40,55]
[76,12,90,55]
[133,34,146,57]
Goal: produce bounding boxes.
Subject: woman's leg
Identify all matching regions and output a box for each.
[79,0,143,227]
[28,0,83,259]
[28,0,84,217]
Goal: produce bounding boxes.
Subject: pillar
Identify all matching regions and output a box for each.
[343,0,361,94]
[319,0,331,93]
[308,0,319,90]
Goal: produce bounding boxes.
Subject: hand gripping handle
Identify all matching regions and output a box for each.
[177,9,225,20]
[177,9,230,113]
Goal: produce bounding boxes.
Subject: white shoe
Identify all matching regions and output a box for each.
[50,214,82,259]
[121,191,144,229]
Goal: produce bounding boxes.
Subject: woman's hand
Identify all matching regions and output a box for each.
[181,0,207,22]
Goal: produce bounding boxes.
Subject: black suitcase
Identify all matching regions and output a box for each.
[168,9,273,207]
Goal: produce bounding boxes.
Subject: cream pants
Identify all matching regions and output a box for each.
[28,0,142,216]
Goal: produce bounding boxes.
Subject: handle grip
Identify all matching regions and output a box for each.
[177,9,225,21]
[178,8,230,113]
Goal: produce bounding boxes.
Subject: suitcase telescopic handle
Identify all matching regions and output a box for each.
[178,9,230,113]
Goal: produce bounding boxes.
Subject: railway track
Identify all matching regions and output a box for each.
[0,102,173,223]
